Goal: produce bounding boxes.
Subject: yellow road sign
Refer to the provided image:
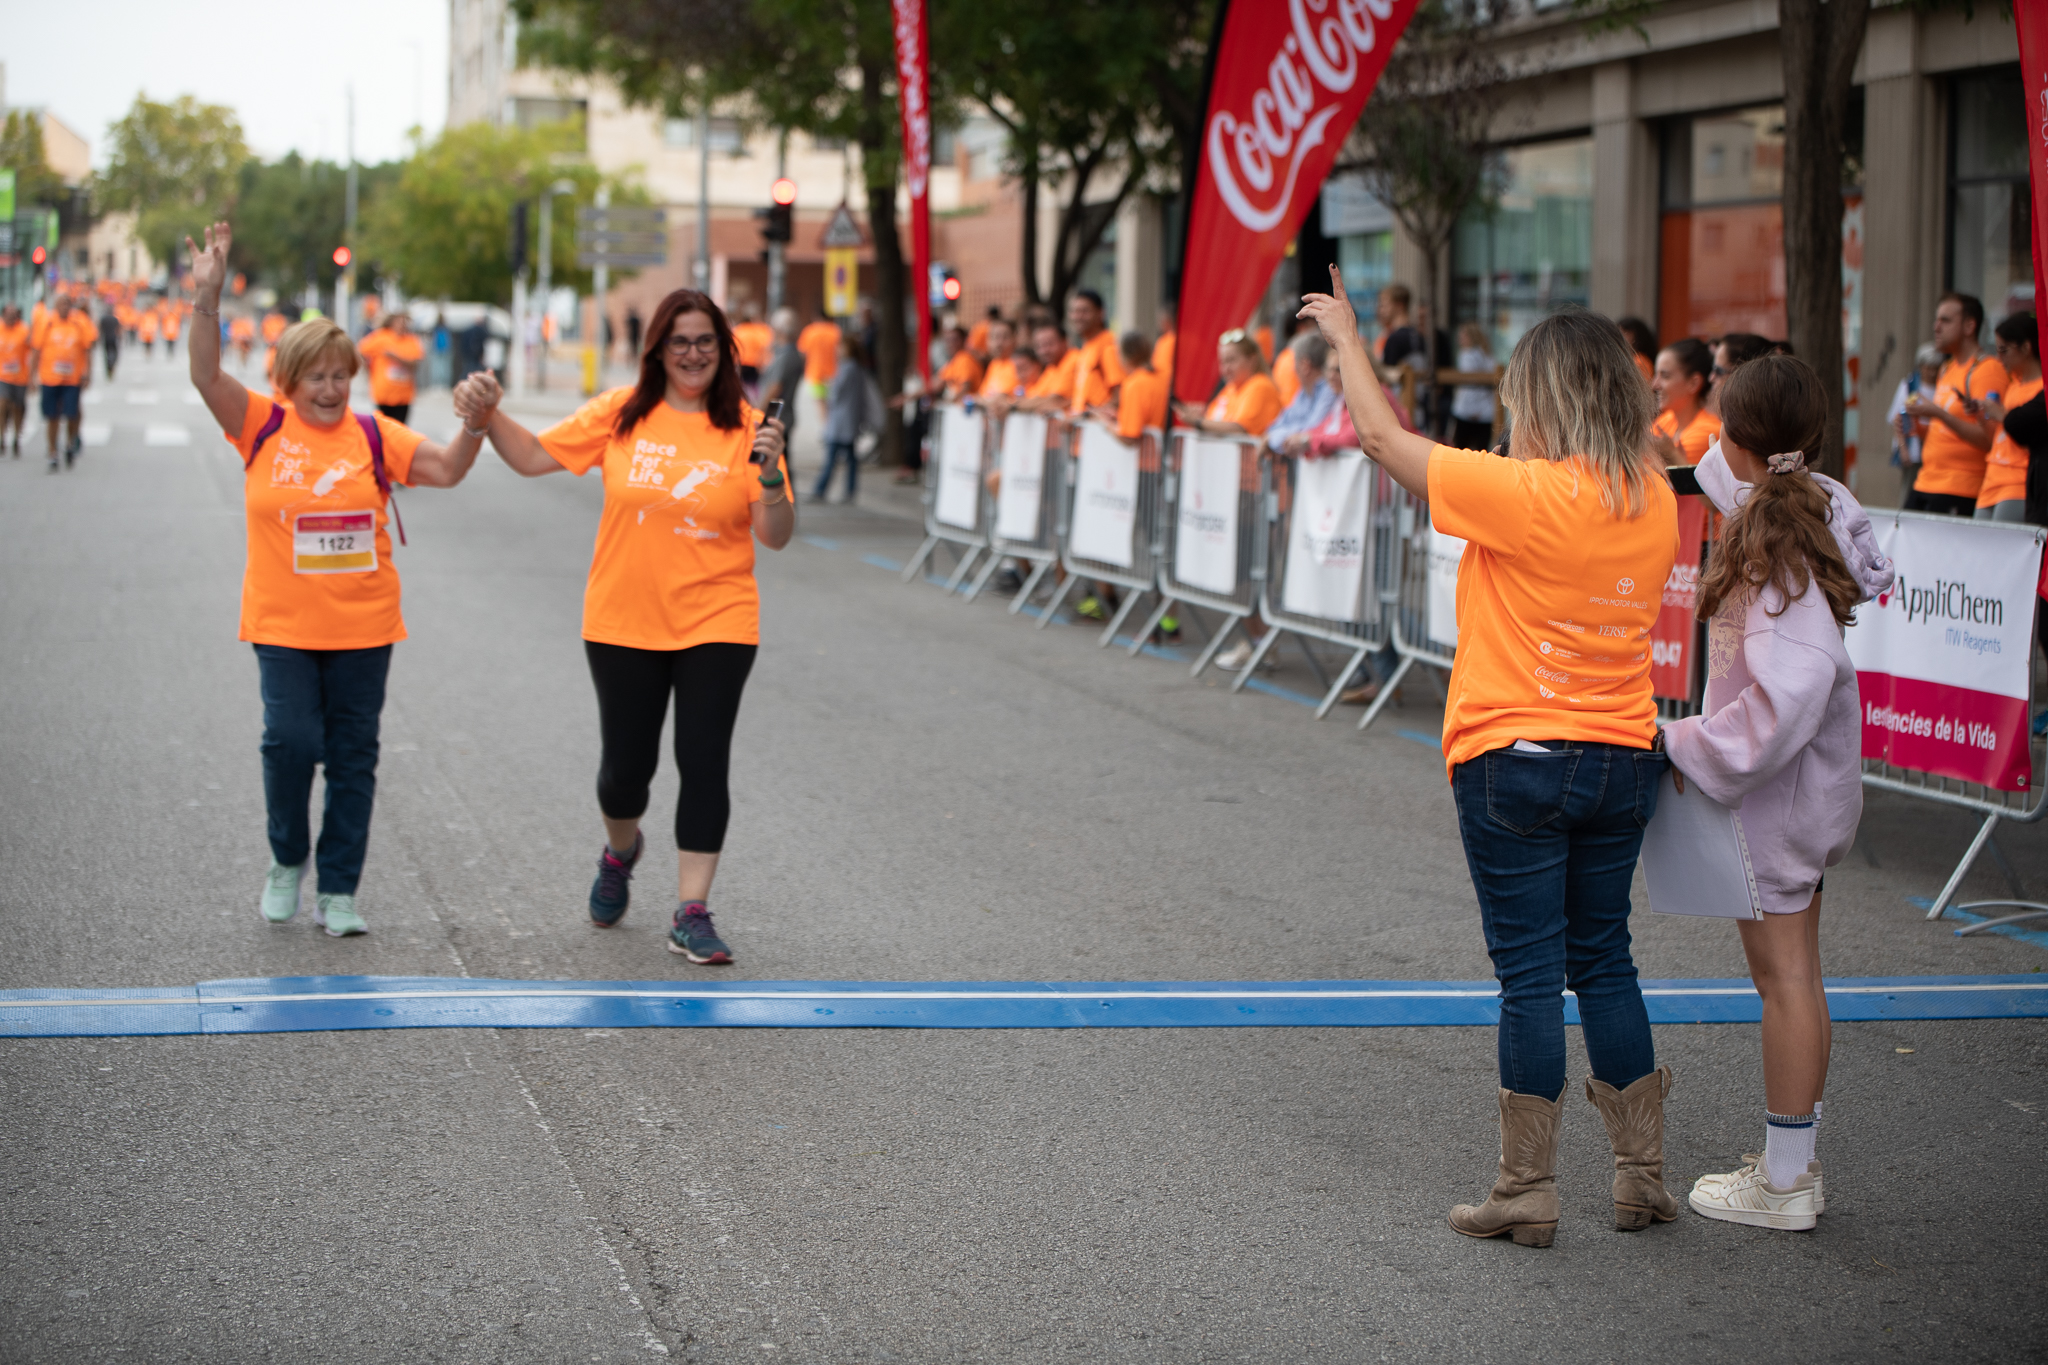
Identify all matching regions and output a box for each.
[825,248,858,318]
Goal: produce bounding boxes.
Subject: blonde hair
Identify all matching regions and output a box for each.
[1220,332,1268,374]
[1497,310,1659,517]
[273,319,359,397]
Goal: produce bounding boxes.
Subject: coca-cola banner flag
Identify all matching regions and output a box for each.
[893,0,932,384]
[1845,514,2045,792]
[2017,3,2048,326]
[1174,0,1420,403]
[1649,498,1708,701]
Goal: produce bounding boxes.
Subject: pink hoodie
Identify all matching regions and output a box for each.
[1659,444,1897,914]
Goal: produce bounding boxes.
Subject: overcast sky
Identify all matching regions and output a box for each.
[3,0,450,168]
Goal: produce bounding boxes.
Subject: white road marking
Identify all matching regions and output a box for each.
[182,391,204,405]
[79,424,111,447]
[143,424,191,447]
[125,390,159,404]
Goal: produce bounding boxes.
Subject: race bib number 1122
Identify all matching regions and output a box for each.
[293,511,377,574]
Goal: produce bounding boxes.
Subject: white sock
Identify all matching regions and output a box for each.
[1764,1113,1816,1189]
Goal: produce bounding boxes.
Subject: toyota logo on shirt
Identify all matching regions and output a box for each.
[1616,577,1636,595]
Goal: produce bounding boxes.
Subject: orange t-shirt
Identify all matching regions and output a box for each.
[230,316,256,344]
[539,388,774,651]
[966,320,991,355]
[0,320,29,384]
[1273,347,1300,408]
[1028,349,1110,409]
[1652,406,1722,465]
[979,356,1021,398]
[31,314,96,385]
[1979,374,2043,508]
[1069,330,1126,414]
[229,390,422,651]
[163,311,182,340]
[733,321,775,370]
[1917,353,2006,499]
[262,313,289,344]
[938,349,985,396]
[1115,367,1170,439]
[1427,445,1678,776]
[797,322,841,385]
[359,329,426,406]
[1152,331,1176,385]
[1205,374,1284,436]
[139,313,159,342]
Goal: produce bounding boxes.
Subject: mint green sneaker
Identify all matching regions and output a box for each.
[313,893,368,938]
[261,861,306,923]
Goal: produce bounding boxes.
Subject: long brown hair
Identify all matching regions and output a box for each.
[1695,354,1861,627]
[1496,309,1660,517]
[614,289,746,437]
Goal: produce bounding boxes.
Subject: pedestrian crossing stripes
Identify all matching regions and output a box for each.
[3,974,2043,1038]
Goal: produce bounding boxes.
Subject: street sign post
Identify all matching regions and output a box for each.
[576,205,668,270]
[821,205,864,320]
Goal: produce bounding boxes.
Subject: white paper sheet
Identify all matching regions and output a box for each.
[1281,450,1371,620]
[1069,421,1139,568]
[1175,436,1242,596]
[933,405,984,530]
[994,412,1049,542]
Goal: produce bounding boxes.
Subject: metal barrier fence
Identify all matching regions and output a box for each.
[1041,421,1166,645]
[904,402,992,592]
[1241,451,1389,717]
[1355,483,1455,731]
[966,410,1066,608]
[1134,431,1267,677]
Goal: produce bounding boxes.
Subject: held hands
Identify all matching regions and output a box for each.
[184,222,232,302]
[452,372,502,428]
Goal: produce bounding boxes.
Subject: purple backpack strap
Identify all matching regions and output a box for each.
[245,402,287,469]
[355,412,406,547]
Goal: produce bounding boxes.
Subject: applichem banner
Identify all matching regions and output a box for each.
[1649,498,1709,700]
[1281,450,1372,620]
[1845,513,2045,791]
[1173,0,1420,404]
[934,405,983,530]
[995,412,1049,542]
[892,0,932,385]
[1070,421,1140,568]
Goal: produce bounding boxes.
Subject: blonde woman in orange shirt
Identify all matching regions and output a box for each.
[1174,330,1283,437]
[1303,266,1681,1251]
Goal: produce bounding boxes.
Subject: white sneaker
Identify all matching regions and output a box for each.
[261,861,306,924]
[1213,641,1254,671]
[1702,1155,1824,1214]
[1688,1163,1817,1230]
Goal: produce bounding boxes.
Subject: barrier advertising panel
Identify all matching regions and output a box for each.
[1846,514,2043,791]
[1069,421,1139,568]
[1176,435,1243,595]
[995,412,1048,541]
[934,407,984,530]
[1281,450,1372,620]
[1649,499,1708,700]
[1426,527,1466,649]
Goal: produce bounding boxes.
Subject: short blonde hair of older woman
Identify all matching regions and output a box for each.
[272,319,359,397]
[1497,309,1659,517]
[1220,331,1268,374]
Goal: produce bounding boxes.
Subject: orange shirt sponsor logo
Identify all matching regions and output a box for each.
[1426,445,1678,775]
[230,390,422,650]
[539,388,774,652]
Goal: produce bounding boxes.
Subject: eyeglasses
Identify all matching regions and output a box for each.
[663,334,721,356]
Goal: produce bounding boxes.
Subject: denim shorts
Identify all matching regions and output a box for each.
[39,384,80,421]
[0,382,23,409]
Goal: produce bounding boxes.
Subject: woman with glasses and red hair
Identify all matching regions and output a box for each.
[454,289,792,965]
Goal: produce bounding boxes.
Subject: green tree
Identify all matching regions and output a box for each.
[97,95,249,266]
[355,120,640,303]
[0,111,70,210]
[233,154,403,297]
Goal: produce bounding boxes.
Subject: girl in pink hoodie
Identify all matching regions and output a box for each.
[1660,354,1896,1232]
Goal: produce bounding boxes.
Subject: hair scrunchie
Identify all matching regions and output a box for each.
[1766,450,1807,475]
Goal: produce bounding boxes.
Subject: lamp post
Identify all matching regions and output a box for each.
[536,178,577,391]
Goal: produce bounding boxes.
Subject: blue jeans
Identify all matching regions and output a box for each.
[254,644,392,895]
[814,440,858,499]
[1450,741,1665,1098]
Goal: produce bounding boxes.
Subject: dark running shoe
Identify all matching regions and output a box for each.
[668,902,733,964]
[588,834,642,926]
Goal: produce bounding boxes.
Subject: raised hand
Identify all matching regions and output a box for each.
[1297,264,1361,354]
[185,222,232,301]
[453,371,502,425]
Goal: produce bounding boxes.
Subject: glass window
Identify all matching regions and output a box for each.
[1948,66,2033,316]
[1452,137,1594,357]
[663,116,743,155]
[512,98,586,136]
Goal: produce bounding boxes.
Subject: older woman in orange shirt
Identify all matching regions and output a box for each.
[1303,266,1681,1250]
[1175,329,1283,438]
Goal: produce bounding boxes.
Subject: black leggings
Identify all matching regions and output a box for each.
[585,640,757,853]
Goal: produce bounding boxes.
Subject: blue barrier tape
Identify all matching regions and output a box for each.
[2,975,2044,1038]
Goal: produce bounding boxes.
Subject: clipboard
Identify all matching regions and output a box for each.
[1639,769,1764,919]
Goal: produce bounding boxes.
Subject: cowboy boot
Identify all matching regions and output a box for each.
[1584,1065,1680,1230]
[1449,1086,1565,1248]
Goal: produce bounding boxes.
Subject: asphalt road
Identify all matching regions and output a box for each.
[3,354,2045,1363]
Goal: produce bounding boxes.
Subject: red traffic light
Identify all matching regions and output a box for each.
[770,178,798,206]
[942,275,962,302]
[30,246,46,266]
[333,246,352,268]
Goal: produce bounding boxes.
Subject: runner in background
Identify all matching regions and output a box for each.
[797,308,841,402]
[1303,269,1681,1251]
[1617,317,1659,385]
[163,303,182,357]
[99,301,123,381]
[230,314,257,370]
[1649,338,1721,465]
[1975,313,2040,522]
[184,221,487,939]
[0,304,28,457]
[731,302,775,396]
[138,307,159,357]
[756,308,808,449]
[451,288,793,965]
[977,320,1020,400]
[358,311,426,425]
[1903,293,2001,515]
[29,294,95,471]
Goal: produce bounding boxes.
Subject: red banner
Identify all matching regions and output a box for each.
[1173,0,1420,404]
[1649,497,1708,700]
[893,0,933,386]
[2020,4,2048,320]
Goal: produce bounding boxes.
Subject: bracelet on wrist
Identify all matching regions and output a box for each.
[758,469,787,488]
[193,306,220,318]
[462,422,489,439]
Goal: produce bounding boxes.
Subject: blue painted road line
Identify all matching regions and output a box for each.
[860,553,903,572]
[1237,676,1320,709]
[1909,896,2048,951]
[3,975,2044,1038]
[1398,729,1443,750]
[799,535,842,551]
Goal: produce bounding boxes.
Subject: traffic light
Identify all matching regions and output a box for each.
[332,246,352,269]
[929,262,961,306]
[759,179,796,245]
[30,246,45,266]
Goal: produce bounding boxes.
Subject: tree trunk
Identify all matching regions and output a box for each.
[858,57,907,469]
[1020,157,1043,306]
[1779,0,1869,482]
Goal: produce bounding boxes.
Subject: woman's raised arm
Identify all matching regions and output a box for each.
[184,223,249,440]
[453,371,563,477]
[1298,265,1437,498]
